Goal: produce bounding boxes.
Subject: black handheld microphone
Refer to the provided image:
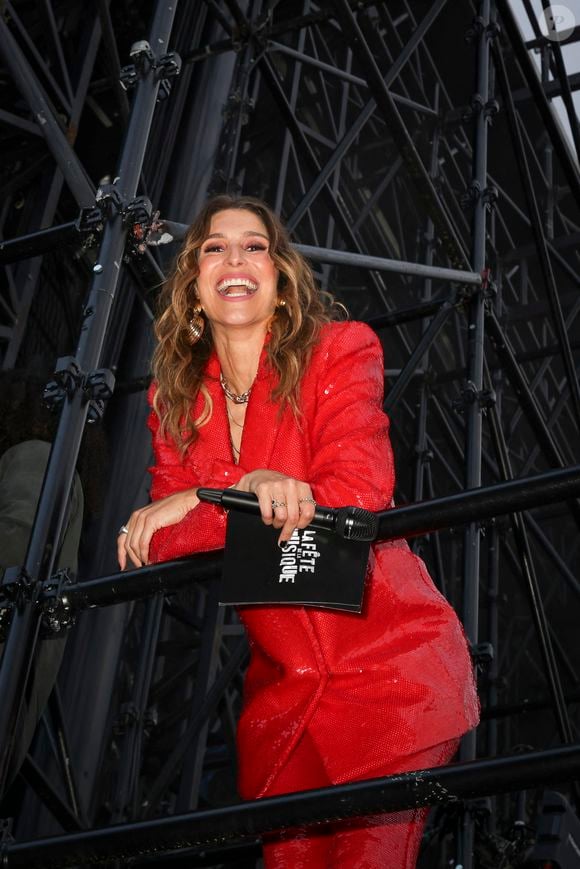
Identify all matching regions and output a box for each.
[197,487,378,542]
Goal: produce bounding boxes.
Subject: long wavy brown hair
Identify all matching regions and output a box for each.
[152,195,344,453]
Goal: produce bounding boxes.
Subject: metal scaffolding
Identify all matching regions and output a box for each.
[1,0,580,865]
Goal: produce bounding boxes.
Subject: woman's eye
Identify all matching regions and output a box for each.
[246,243,268,252]
[203,244,224,253]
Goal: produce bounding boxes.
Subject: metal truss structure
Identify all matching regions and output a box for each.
[1,0,580,866]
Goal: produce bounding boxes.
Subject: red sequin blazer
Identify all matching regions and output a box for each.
[148,321,479,799]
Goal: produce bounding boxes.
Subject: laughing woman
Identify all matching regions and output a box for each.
[118,195,479,868]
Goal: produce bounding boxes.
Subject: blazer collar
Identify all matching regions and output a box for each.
[205,340,282,470]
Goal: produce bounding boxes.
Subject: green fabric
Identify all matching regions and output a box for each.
[0,439,84,574]
[0,439,84,783]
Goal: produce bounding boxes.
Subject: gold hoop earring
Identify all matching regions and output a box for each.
[185,304,205,345]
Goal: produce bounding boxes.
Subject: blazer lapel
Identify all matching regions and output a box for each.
[237,354,281,472]
[201,346,281,475]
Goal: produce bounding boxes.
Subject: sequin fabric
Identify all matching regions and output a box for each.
[148,321,479,867]
[261,737,459,868]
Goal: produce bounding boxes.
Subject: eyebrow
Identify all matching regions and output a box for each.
[203,231,269,241]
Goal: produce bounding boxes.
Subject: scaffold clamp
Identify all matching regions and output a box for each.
[39,569,76,637]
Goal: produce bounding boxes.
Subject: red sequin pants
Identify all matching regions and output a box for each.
[262,736,459,868]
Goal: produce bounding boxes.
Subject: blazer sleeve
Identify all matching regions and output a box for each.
[306,322,395,511]
[147,387,245,562]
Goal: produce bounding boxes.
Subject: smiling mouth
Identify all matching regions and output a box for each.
[216,277,258,297]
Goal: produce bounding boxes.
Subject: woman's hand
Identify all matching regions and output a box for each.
[234,470,316,544]
[117,488,199,570]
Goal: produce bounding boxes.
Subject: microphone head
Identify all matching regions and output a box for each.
[335,507,378,542]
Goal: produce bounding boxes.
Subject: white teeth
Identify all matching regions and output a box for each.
[217,277,258,295]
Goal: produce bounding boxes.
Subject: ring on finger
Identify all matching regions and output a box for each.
[118,525,129,535]
[271,499,287,509]
[298,497,316,506]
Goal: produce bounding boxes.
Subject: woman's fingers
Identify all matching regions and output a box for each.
[118,512,144,569]
[296,494,316,529]
[129,514,147,567]
[119,509,160,569]
[278,486,317,543]
[117,531,128,571]
[117,489,199,569]
[234,470,316,543]
[274,482,299,544]
[271,481,315,544]
[253,480,276,526]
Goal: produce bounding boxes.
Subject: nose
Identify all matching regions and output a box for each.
[227,243,245,265]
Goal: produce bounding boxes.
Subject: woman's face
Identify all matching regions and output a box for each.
[195,209,279,335]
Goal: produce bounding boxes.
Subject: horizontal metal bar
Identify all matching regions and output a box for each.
[5,744,580,867]
[365,296,450,329]
[512,69,580,102]
[294,244,482,284]
[482,687,580,721]
[64,551,223,610]
[157,223,482,284]
[377,464,580,541]
[34,466,580,619]
[525,26,580,50]
[0,222,79,264]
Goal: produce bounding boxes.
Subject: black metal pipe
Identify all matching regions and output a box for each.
[462,0,492,644]
[0,0,179,799]
[158,230,482,285]
[455,19,491,858]
[5,744,580,868]
[366,297,450,330]
[295,243,481,284]
[0,222,80,264]
[376,464,580,542]
[64,553,222,610]
[26,464,580,618]
[482,689,580,721]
